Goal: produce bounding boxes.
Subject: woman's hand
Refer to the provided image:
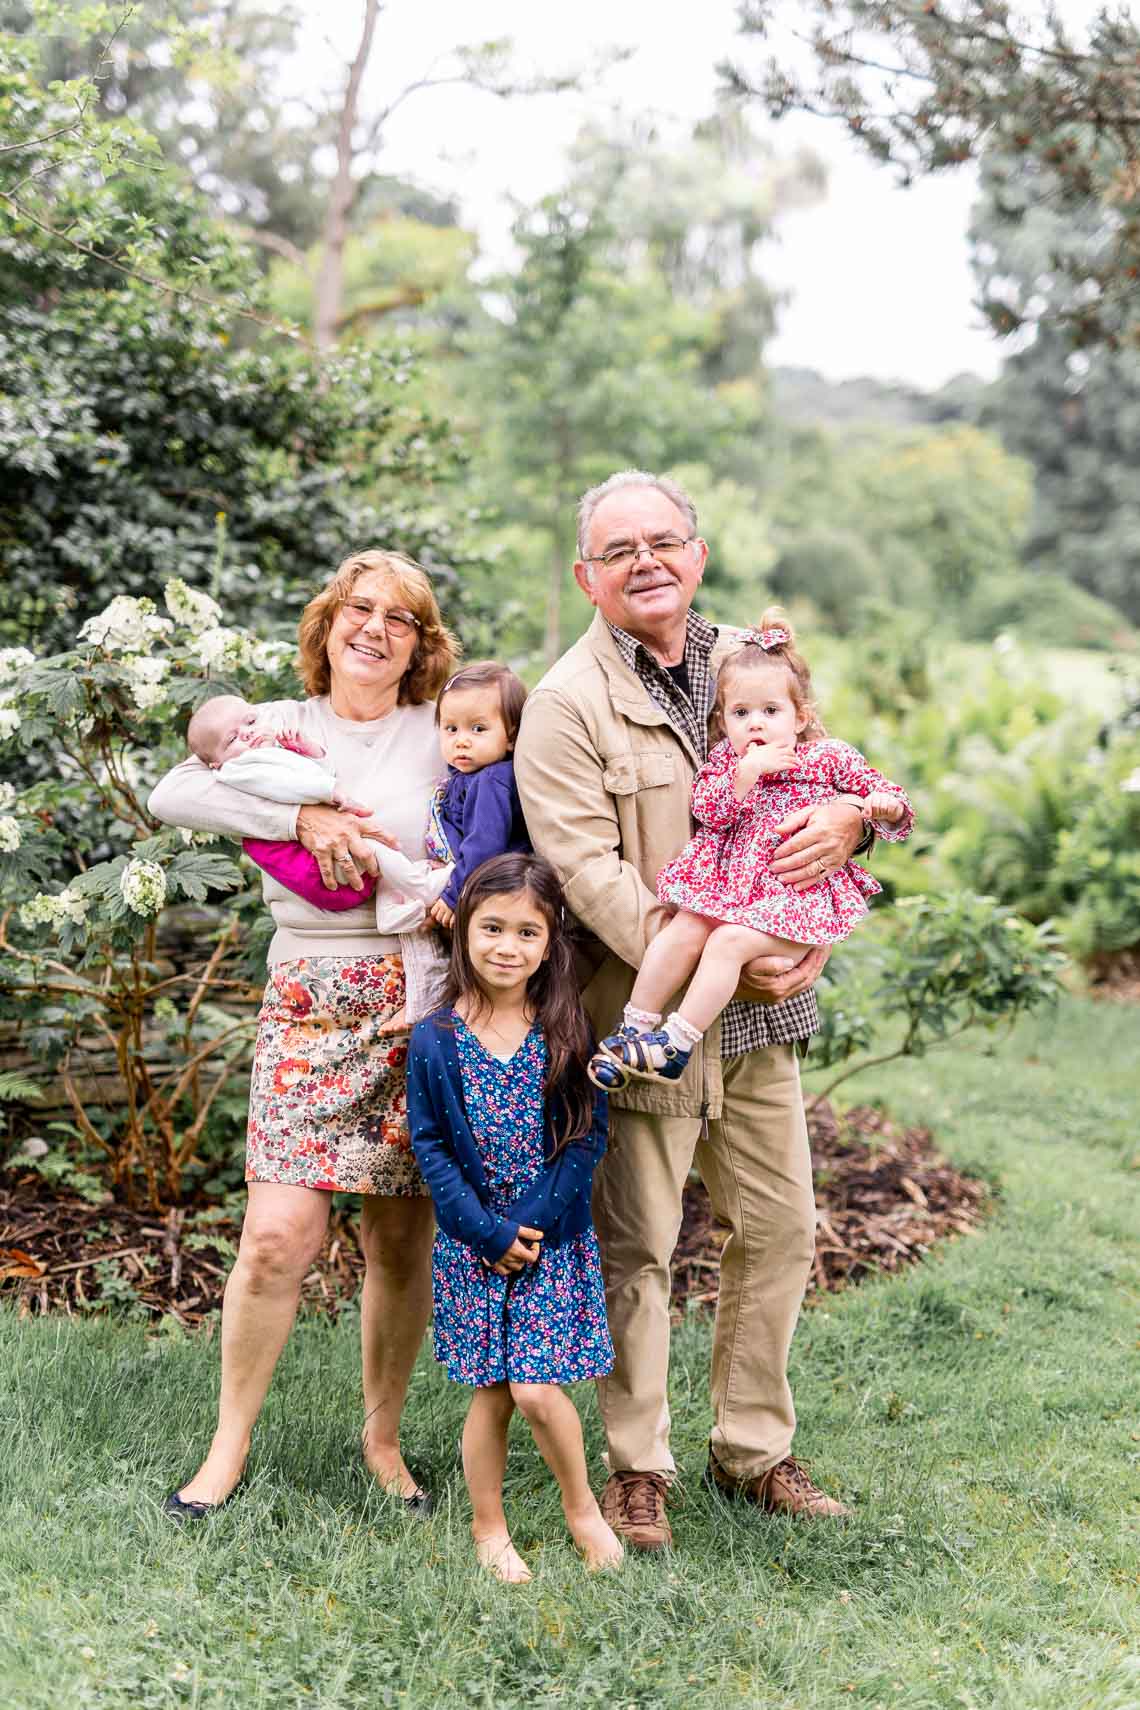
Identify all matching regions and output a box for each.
[768,800,864,893]
[737,943,830,1005]
[486,1227,543,1276]
[295,804,397,890]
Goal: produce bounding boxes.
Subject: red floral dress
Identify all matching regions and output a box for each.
[655,738,913,946]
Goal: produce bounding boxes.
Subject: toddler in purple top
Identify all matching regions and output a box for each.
[425,661,532,931]
[225,662,530,1031]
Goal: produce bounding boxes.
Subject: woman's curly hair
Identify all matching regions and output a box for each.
[297,549,459,703]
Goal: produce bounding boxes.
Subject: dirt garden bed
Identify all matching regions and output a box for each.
[0,1099,989,1326]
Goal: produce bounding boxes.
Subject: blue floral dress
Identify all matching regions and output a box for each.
[430,1017,614,1388]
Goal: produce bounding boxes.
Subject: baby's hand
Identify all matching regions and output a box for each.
[331,790,372,818]
[737,740,797,789]
[862,790,905,825]
[429,897,455,929]
[277,726,325,759]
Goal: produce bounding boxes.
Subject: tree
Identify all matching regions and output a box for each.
[457,116,822,659]
[0,25,486,649]
[723,1,1140,349]
[971,153,1140,623]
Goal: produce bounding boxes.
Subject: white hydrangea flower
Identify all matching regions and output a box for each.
[1122,767,1140,795]
[79,595,174,654]
[123,655,170,684]
[0,647,35,680]
[0,782,15,811]
[20,894,58,928]
[251,638,297,674]
[0,817,20,852]
[120,858,167,917]
[164,578,222,634]
[120,654,171,712]
[0,707,20,740]
[58,887,90,925]
[192,627,254,671]
[20,887,89,931]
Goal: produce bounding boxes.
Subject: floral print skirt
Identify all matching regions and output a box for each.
[245,955,428,1197]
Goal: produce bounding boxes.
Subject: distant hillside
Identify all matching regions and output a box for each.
[769,366,986,429]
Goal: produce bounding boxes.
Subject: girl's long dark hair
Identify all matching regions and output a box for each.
[440,852,594,1155]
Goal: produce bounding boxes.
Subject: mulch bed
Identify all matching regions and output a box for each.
[670,1100,989,1315]
[0,1100,989,1328]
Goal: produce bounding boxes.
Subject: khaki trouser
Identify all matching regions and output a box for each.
[593,1044,815,1481]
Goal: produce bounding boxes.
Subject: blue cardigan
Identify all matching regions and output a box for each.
[437,759,530,912]
[406,1011,607,1266]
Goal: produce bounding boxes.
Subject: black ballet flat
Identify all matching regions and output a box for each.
[360,1443,433,1518]
[162,1481,244,1524]
[402,1486,434,1519]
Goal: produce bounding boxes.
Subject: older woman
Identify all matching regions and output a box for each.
[148,549,458,1517]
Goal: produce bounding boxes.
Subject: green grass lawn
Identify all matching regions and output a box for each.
[1,995,1136,1710]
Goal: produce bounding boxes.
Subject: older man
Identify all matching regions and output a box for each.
[514,470,865,1551]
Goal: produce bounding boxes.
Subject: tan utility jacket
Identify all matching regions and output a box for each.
[515,610,745,1119]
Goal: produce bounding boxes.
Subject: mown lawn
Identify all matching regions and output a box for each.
[1,994,1136,1710]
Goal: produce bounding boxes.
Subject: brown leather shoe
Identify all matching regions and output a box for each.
[600,1470,673,1551]
[706,1452,851,1519]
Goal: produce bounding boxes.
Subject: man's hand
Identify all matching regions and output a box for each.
[737,943,831,1005]
[486,1227,543,1276]
[769,800,864,893]
[295,804,396,890]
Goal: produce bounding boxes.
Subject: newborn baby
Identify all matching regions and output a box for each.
[186,695,452,1026]
[186,695,370,815]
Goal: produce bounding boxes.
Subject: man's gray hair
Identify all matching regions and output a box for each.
[576,469,699,559]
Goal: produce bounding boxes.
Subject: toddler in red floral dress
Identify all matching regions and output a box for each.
[588,610,913,1090]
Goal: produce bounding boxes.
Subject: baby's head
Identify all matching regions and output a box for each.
[187,695,267,769]
[712,608,825,755]
[436,661,528,775]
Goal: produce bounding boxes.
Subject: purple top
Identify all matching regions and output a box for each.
[437,758,530,911]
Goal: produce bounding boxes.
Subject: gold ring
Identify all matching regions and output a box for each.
[814,857,826,876]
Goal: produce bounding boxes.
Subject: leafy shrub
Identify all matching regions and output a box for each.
[1051,745,1140,959]
[811,892,1067,1104]
[0,586,299,1205]
[960,570,1133,651]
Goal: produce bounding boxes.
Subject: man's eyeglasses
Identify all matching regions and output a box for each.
[582,535,696,573]
[339,599,421,638]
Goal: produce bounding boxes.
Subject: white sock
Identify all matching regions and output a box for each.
[664,1012,702,1052]
[623,1003,662,1033]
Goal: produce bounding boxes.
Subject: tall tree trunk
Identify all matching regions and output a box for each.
[314,0,380,350]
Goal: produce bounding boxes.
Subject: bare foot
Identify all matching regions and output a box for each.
[175,1436,248,1507]
[474,1530,533,1584]
[362,1440,422,1501]
[565,1500,624,1571]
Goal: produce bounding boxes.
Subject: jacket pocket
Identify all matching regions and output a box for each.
[602,751,677,795]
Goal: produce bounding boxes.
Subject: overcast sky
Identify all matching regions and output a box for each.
[292,1,1072,391]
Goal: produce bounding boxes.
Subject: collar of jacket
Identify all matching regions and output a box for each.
[583,609,745,768]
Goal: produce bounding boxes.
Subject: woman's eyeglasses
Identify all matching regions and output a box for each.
[339,599,421,638]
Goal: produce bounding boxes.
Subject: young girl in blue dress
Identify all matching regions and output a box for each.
[407,852,621,1582]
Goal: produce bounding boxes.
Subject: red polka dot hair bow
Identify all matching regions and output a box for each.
[740,626,790,651]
